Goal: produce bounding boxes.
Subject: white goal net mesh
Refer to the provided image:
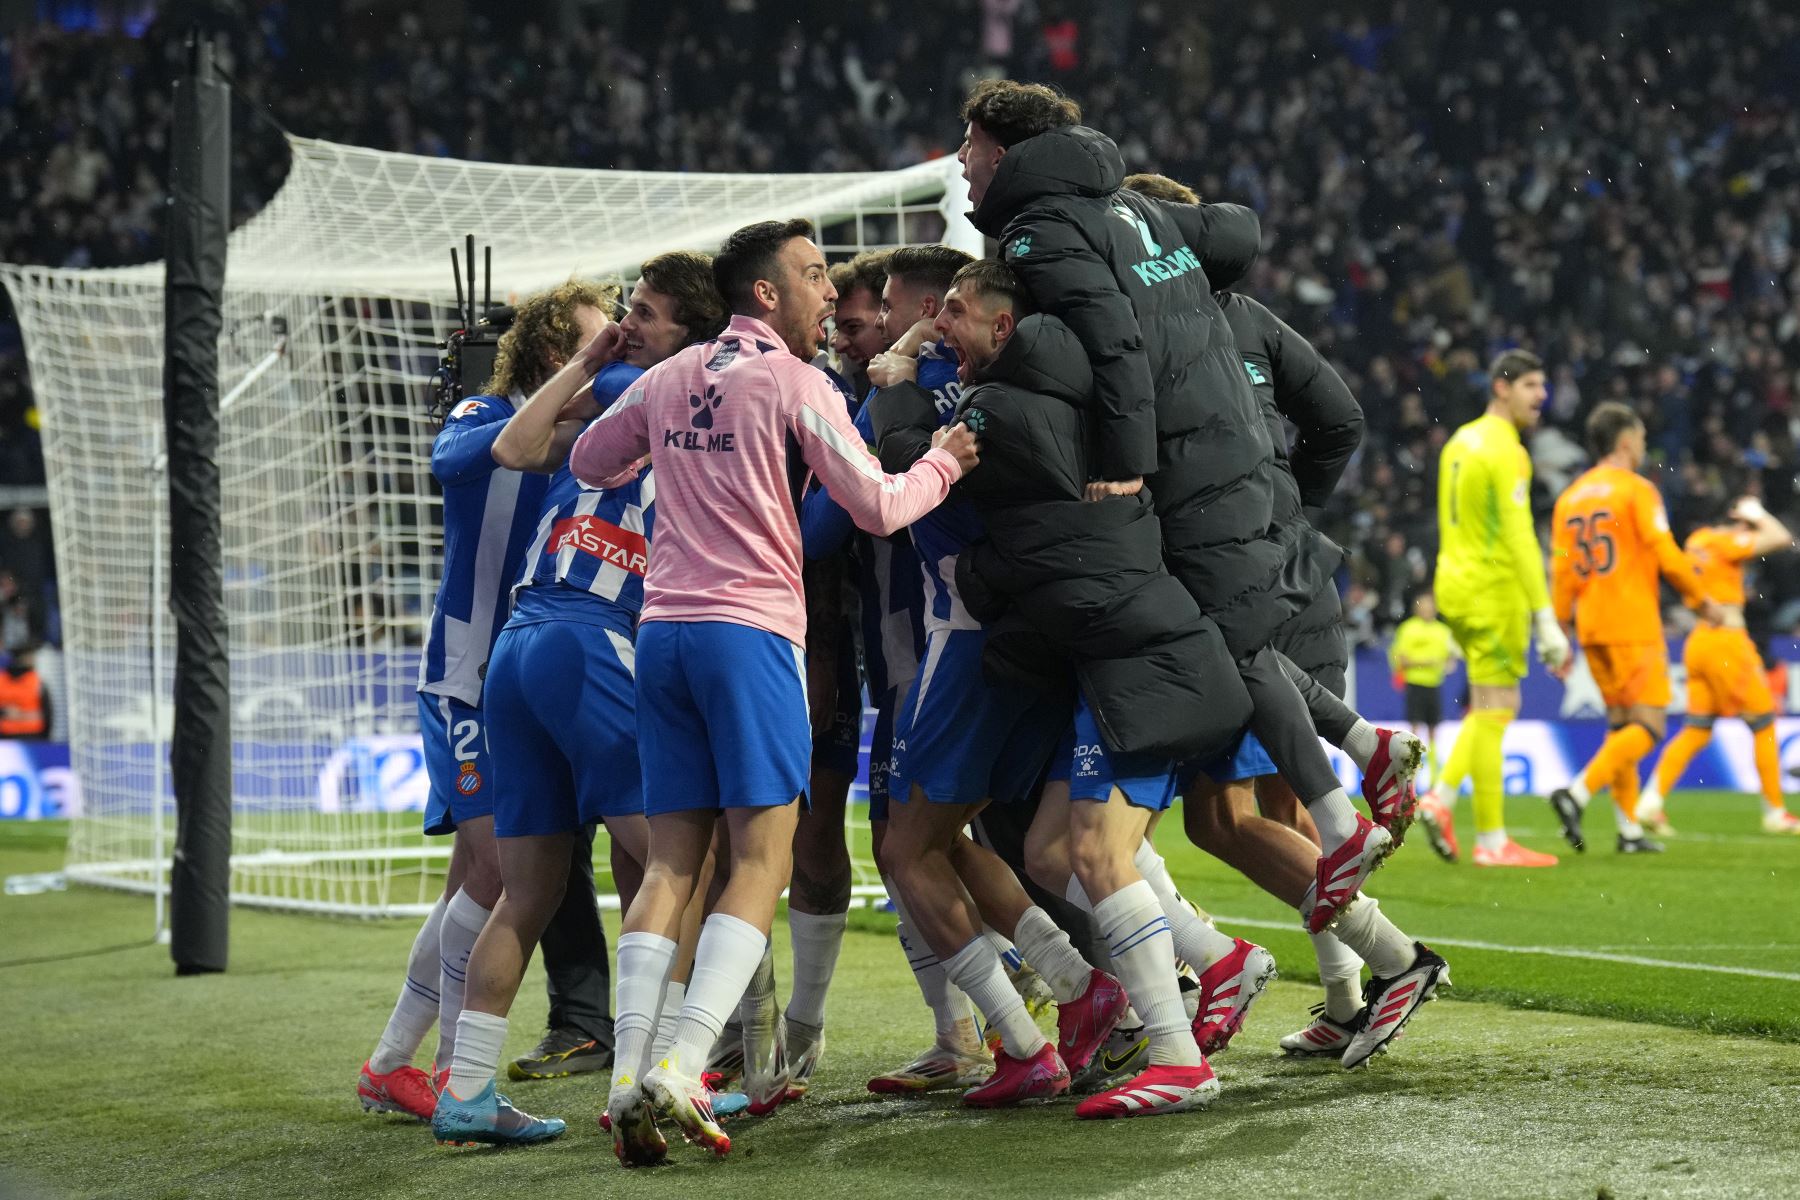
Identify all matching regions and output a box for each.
[0,135,977,917]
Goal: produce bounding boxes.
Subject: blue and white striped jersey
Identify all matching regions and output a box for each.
[847,396,927,697]
[512,467,655,627]
[419,392,552,708]
[510,361,653,630]
[899,341,981,634]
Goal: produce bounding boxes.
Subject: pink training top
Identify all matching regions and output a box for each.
[570,314,964,646]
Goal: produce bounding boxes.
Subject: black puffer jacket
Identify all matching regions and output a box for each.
[969,125,1322,658]
[1218,290,1364,692]
[949,314,1251,763]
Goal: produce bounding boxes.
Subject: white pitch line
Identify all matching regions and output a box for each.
[1501,823,1791,848]
[1214,914,1800,983]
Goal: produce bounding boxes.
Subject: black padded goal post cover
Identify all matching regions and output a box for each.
[163,36,232,975]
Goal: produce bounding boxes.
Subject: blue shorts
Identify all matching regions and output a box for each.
[890,627,1068,807]
[1181,728,1277,789]
[637,620,811,814]
[485,614,643,837]
[418,691,494,836]
[1049,696,1178,811]
[867,685,903,823]
[814,631,863,777]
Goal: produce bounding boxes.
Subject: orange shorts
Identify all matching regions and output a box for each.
[1683,625,1775,719]
[1584,641,1671,711]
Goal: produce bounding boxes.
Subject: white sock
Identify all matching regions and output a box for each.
[1638,787,1664,818]
[1093,880,1198,1067]
[1131,839,1202,917]
[1569,776,1592,808]
[896,918,976,1040]
[1062,874,1142,1025]
[445,1008,507,1100]
[981,924,1025,973]
[888,884,979,1041]
[785,908,848,1030]
[611,931,678,1089]
[943,936,1047,1059]
[1309,929,1365,1022]
[1132,841,1235,969]
[434,888,492,1072]
[1615,805,1644,839]
[1308,787,1361,852]
[671,913,769,1075]
[1476,828,1508,853]
[1010,905,1094,1003]
[369,893,447,1074]
[1342,719,1380,770]
[1325,896,1417,979]
[651,979,686,1060]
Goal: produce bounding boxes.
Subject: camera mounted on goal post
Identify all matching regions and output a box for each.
[428,234,512,422]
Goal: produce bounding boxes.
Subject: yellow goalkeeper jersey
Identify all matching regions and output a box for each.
[1435,412,1551,616]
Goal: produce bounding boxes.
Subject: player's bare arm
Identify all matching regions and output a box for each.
[492,322,622,472]
[1735,496,1796,556]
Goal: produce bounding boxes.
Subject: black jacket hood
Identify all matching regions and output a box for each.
[971,314,1092,406]
[970,125,1125,235]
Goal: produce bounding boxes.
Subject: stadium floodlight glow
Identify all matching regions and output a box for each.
[0,137,973,919]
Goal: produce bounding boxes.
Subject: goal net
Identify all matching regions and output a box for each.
[0,135,979,919]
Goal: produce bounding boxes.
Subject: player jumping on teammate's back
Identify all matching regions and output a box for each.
[1426,350,1573,868]
[956,82,1398,933]
[1111,175,1441,1059]
[1547,403,1722,855]
[572,220,977,1165]
[358,281,616,1127]
[1640,497,1800,835]
[1072,170,1440,1057]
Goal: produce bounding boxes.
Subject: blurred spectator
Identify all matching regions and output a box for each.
[1,507,49,638]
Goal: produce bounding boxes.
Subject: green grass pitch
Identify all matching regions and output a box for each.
[2,791,1797,1199]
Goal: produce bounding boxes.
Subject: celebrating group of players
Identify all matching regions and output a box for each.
[350,78,1528,1165]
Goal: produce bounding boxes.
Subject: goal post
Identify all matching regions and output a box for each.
[0,136,978,919]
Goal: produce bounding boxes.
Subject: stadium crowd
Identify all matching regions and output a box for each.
[5,0,1800,640]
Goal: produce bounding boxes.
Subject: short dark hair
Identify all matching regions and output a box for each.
[638,250,728,344]
[826,248,892,305]
[1489,348,1544,389]
[713,218,816,312]
[1585,400,1643,459]
[948,259,1035,317]
[885,244,976,299]
[1122,173,1199,204]
[961,79,1081,148]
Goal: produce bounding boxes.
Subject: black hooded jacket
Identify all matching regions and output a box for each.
[968,124,1321,658]
[946,313,1252,763]
[1217,290,1365,689]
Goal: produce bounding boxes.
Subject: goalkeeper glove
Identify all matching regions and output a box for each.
[1532,607,1572,673]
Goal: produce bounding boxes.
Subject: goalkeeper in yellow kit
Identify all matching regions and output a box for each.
[1418,350,1572,867]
